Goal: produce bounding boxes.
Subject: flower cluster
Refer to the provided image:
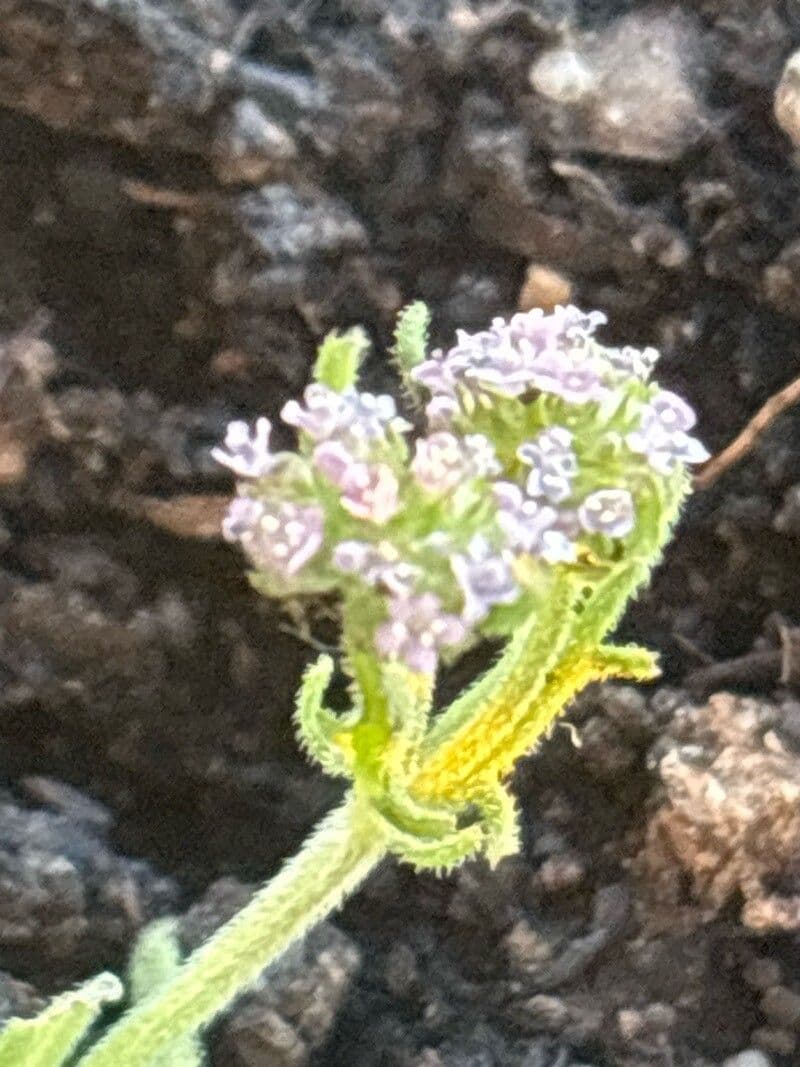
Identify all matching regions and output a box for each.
[411,305,609,409]
[215,304,709,673]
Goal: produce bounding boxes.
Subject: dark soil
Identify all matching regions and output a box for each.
[1,2,800,1064]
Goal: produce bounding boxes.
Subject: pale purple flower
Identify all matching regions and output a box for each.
[411,432,500,494]
[411,306,610,403]
[212,418,279,479]
[281,384,408,445]
[425,395,459,430]
[493,483,577,564]
[412,328,532,399]
[412,350,462,398]
[314,442,400,525]
[333,540,419,596]
[222,496,265,541]
[626,390,710,474]
[517,426,578,503]
[451,535,520,623]
[506,306,606,350]
[525,351,610,405]
[604,344,659,380]
[222,497,324,575]
[375,593,467,674]
[578,489,635,539]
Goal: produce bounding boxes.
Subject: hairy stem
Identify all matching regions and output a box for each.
[79,797,386,1067]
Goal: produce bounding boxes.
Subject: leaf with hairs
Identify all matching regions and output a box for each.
[0,973,122,1067]
[312,327,370,392]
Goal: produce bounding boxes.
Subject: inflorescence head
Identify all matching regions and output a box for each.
[215,306,708,674]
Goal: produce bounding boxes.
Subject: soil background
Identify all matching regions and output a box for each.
[2,2,800,1065]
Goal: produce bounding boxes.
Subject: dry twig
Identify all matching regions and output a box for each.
[694,374,800,489]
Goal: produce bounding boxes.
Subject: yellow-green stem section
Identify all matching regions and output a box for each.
[80,798,386,1067]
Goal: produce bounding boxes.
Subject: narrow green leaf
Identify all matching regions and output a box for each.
[128,920,182,1006]
[0,973,122,1067]
[312,328,369,392]
[127,920,205,1067]
[392,302,430,381]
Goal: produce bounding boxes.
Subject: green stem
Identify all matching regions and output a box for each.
[79,796,385,1067]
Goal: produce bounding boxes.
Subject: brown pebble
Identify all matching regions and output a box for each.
[752,1026,797,1055]
[517,265,572,313]
[775,52,800,148]
[743,958,783,990]
[522,994,570,1031]
[760,985,800,1029]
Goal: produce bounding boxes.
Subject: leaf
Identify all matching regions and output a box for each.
[294,655,353,778]
[0,973,122,1067]
[312,328,369,392]
[392,302,430,387]
[127,920,205,1067]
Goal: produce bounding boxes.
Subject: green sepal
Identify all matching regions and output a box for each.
[471,783,521,868]
[368,784,460,842]
[294,655,354,779]
[312,327,370,392]
[383,809,484,874]
[0,973,122,1067]
[593,643,660,682]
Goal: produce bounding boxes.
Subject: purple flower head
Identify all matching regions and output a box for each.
[493,482,577,564]
[212,418,280,479]
[517,426,578,503]
[411,432,501,494]
[314,442,400,525]
[626,390,710,474]
[452,534,520,623]
[525,351,610,405]
[281,384,409,445]
[578,489,635,539]
[333,540,419,596]
[375,593,467,674]
[223,497,324,576]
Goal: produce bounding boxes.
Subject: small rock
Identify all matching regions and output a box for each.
[775,51,800,148]
[535,854,586,894]
[520,993,570,1031]
[760,985,800,1028]
[722,1052,774,1067]
[774,486,800,536]
[752,1026,797,1055]
[517,264,572,313]
[528,10,710,161]
[742,958,783,990]
[617,1003,677,1040]
[503,919,553,973]
[214,99,298,185]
